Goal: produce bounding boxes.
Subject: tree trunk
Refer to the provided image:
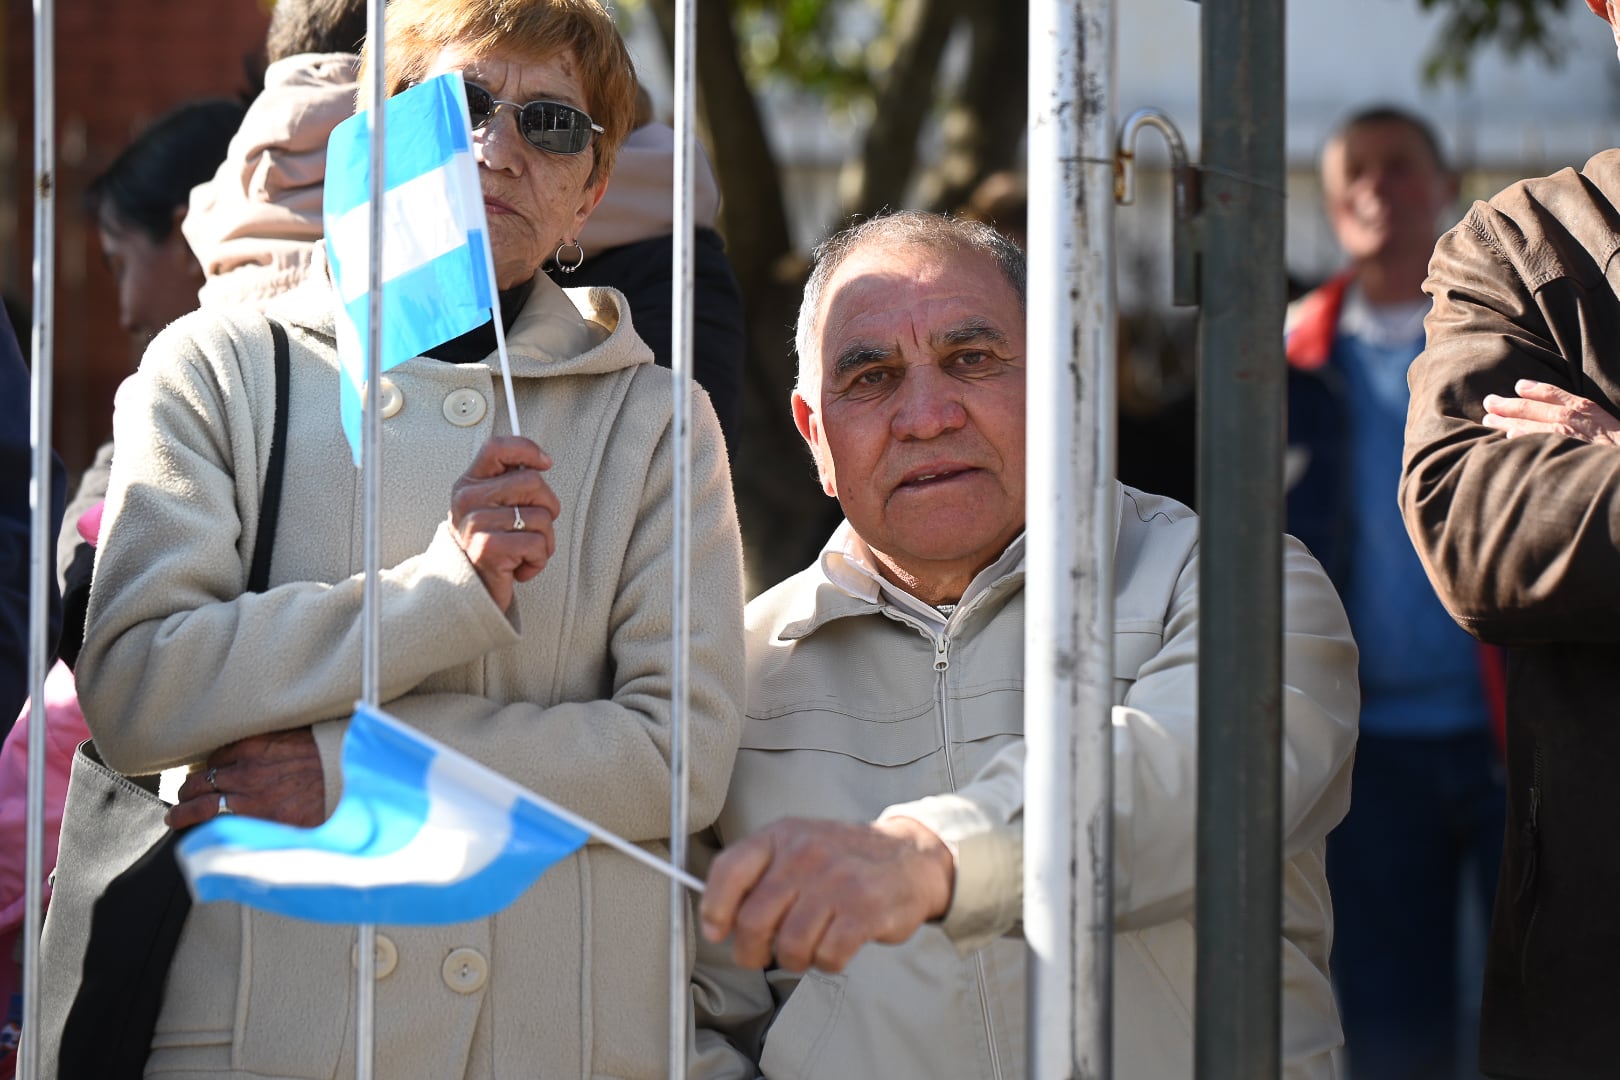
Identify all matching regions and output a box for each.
[645,0,792,294]
[920,0,1028,214]
[642,0,837,594]
[842,0,965,221]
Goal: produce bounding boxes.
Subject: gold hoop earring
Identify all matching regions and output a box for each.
[553,241,585,274]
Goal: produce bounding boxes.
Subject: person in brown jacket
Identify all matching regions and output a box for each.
[1399,3,1620,1076]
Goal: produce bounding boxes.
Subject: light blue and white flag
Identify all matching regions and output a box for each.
[323,72,496,462]
[176,703,702,925]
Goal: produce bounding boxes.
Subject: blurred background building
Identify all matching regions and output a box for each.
[1,0,269,473]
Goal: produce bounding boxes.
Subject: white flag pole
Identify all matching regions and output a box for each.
[489,304,521,440]
[19,0,55,1076]
[464,111,521,439]
[356,0,388,1076]
[669,0,699,1067]
[359,706,708,894]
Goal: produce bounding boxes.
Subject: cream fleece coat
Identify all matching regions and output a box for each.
[77,273,745,1079]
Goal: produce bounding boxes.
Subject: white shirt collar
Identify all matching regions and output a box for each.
[1337,281,1429,349]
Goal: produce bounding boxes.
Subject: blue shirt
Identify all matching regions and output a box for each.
[1337,324,1487,736]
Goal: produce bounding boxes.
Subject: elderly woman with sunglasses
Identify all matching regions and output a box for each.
[75,0,744,1076]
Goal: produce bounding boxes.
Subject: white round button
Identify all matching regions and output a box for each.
[443,388,487,427]
[442,947,488,994]
[350,933,398,979]
[379,377,404,419]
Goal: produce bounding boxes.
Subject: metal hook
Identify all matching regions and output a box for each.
[1116,108,1200,307]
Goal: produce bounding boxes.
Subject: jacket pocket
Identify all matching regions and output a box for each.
[757,971,847,1080]
[739,702,941,767]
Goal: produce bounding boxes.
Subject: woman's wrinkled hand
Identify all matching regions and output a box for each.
[449,436,561,611]
[1483,380,1620,447]
[167,727,326,830]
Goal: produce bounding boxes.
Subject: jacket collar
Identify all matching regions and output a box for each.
[774,482,1134,641]
[1284,270,1353,372]
[779,527,1026,642]
[776,482,1132,641]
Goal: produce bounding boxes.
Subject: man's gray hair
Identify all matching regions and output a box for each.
[794,211,1027,391]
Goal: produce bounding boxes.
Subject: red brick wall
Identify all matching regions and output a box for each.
[4,0,271,474]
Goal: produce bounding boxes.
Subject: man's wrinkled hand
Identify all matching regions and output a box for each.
[167,727,326,830]
[699,816,956,974]
[1483,379,1620,446]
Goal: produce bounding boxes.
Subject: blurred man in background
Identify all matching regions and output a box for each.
[1287,105,1501,1079]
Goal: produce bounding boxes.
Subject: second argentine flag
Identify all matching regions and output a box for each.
[176,704,590,925]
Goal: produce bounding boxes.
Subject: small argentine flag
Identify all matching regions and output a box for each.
[323,72,498,463]
[176,703,701,925]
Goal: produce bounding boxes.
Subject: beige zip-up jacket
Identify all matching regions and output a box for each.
[77,273,745,1079]
[692,485,1357,1080]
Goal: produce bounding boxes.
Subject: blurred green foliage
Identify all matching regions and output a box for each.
[1421,0,1576,81]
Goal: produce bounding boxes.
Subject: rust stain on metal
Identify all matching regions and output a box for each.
[36,170,53,197]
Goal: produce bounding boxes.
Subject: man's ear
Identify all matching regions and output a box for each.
[791,390,837,498]
[1586,0,1614,22]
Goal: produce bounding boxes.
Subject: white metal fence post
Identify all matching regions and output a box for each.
[1025,0,1118,1076]
[355,0,389,1075]
[667,0,698,1068]
[19,0,56,1076]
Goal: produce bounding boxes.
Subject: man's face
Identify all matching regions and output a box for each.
[793,242,1026,593]
[1321,119,1454,264]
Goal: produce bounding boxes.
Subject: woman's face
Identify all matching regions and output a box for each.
[425,45,609,290]
[98,208,203,346]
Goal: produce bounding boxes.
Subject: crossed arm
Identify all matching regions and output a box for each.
[1483,379,1620,446]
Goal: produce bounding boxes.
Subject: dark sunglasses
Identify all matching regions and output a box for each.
[464,81,603,156]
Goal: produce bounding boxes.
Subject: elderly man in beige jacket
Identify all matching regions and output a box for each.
[690,211,1360,1079]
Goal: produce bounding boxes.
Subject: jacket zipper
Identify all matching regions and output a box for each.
[931,628,1002,1078]
[881,603,1004,1079]
[933,632,956,789]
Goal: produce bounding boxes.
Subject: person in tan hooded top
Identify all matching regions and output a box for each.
[75,0,744,1076]
[182,0,368,309]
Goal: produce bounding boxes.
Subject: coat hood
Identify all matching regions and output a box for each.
[184,53,359,310]
[269,261,653,381]
[577,123,721,252]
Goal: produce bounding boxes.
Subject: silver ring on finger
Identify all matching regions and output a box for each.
[206,766,220,792]
[217,793,233,816]
[512,506,527,532]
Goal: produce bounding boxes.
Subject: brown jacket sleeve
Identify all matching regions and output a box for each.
[1401,169,1620,644]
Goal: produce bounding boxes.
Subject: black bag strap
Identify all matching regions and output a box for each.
[247,318,290,593]
[57,317,292,1080]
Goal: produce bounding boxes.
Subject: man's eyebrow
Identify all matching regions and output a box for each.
[831,342,894,379]
[936,320,1009,348]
